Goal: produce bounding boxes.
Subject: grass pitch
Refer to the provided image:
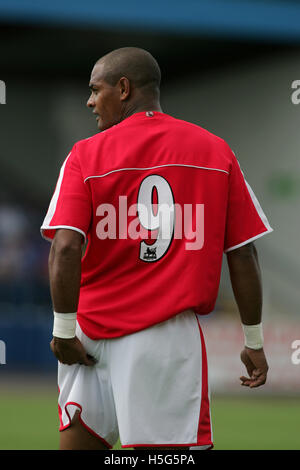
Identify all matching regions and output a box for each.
[0,385,299,450]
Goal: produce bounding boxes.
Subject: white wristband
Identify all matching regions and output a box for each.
[242,323,264,350]
[53,312,77,339]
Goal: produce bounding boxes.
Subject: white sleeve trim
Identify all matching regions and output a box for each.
[40,225,87,243]
[42,153,71,229]
[224,227,273,253]
[244,180,273,233]
[225,158,274,254]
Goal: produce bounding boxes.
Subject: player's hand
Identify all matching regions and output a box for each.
[50,336,97,366]
[240,347,269,388]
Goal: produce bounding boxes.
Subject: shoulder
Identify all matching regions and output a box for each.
[68,128,118,179]
[169,115,235,163]
[169,115,229,145]
[71,130,111,165]
[74,131,107,153]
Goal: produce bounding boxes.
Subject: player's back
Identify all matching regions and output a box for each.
[42,111,271,339]
[80,111,230,179]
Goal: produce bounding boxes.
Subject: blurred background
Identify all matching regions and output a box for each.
[0,0,299,450]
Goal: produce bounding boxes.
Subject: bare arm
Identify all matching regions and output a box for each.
[226,242,262,325]
[226,242,268,387]
[49,228,82,313]
[49,228,95,366]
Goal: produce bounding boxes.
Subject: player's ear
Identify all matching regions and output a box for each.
[119,76,130,101]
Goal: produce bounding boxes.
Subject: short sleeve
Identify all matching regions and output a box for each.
[224,151,273,253]
[40,145,92,243]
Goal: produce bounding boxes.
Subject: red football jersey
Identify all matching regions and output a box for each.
[41,112,273,339]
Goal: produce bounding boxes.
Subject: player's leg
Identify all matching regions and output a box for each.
[60,410,109,450]
[57,322,119,450]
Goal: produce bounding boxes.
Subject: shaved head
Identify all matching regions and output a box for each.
[87,47,162,131]
[96,47,161,97]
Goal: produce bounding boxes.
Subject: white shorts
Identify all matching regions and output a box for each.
[57,310,213,449]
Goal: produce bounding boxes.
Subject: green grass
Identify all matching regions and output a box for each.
[0,389,299,450]
[210,396,300,450]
